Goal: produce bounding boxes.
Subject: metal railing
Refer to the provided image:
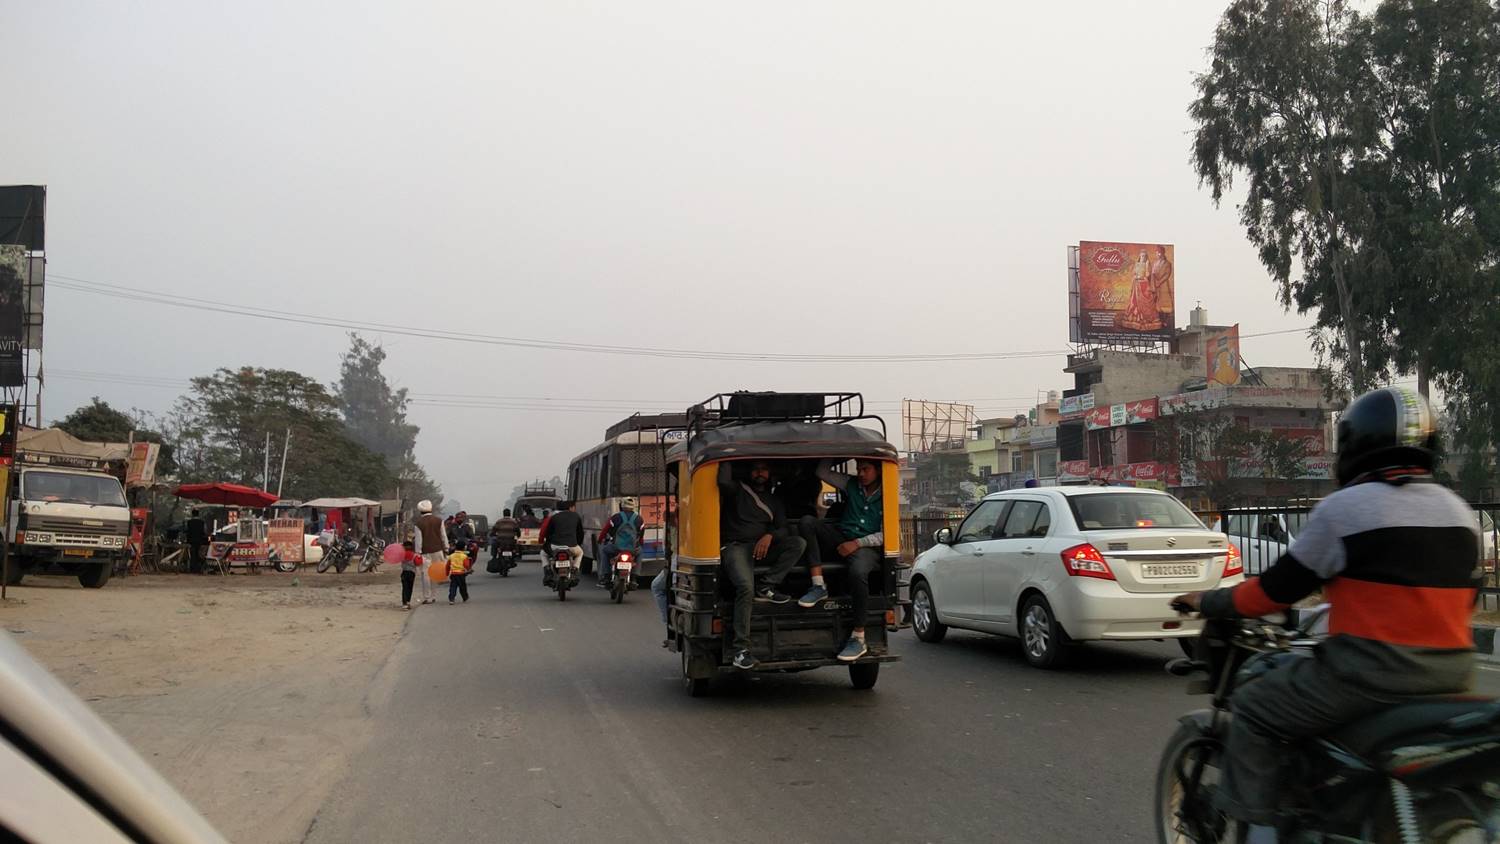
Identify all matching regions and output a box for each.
[898,515,964,563]
[1218,502,1500,612]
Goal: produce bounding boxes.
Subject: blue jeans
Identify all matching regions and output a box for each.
[651,568,669,625]
[447,573,469,602]
[598,543,616,583]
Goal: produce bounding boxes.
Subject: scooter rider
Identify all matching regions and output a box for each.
[490,508,520,562]
[1172,386,1481,843]
[597,497,643,589]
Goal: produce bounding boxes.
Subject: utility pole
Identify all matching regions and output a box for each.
[276,428,290,498]
[263,431,271,490]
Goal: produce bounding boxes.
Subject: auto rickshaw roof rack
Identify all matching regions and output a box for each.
[685,392,883,437]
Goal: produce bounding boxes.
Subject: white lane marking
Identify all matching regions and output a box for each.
[538,627,554,632]
[1477,663,1500,674]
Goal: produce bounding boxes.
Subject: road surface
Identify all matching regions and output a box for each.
[304,561,1500,843]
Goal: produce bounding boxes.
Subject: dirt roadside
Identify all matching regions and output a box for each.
[1,571,414,844]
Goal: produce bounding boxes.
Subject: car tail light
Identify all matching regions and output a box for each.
[1060,543,1115,580]
[1223,543,1243,578]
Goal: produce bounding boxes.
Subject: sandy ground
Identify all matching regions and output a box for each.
[0,570,413,843]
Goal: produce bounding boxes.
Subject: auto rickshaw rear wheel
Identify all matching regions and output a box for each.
[681,646,710,697]
[848,661,878,690]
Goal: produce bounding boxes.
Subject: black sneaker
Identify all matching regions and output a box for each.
[754,586,791,604]
[732,650,756,670]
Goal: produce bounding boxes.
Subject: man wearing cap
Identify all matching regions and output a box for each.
[412,500,444,605]
[596,497,644,589]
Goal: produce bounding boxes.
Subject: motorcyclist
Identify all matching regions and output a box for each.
[490,508,520,561]
[1172,386,1481,843]
[448,510,476,551]
[596,497,644,589]
[540,500,584,588]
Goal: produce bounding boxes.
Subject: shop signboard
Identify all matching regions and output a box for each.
[1058,460,1090,483]
[1159,387,1231,416]
[1075,241,1176,341]
[125,442,161,487]
[1086,399,1159,430]
[1272,427,1328,455]
[1059,393,1096,418]
[267,518,306,564]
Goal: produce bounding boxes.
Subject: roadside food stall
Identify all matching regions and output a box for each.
[172,483,279,574]
[300,498,381,538]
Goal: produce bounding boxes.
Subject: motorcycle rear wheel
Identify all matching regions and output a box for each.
[1155,721,1229,844]
[316,557,332,574]
[611,579,625,603]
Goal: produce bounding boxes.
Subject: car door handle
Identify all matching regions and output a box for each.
[1021,548,1036,556]
[972,551,984,557]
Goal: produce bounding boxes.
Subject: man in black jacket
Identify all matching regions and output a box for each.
[540,500,585,587]
[185,510,209,574]
[719,460,804,670]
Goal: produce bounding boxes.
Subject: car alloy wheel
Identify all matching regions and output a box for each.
[1023,603,1050,660]
[913,589,933,634]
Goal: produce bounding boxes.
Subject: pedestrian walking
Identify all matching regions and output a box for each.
[413,499,444,605]
[447,545,472,603]
[398,541,418,610]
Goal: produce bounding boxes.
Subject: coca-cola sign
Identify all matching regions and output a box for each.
[1092,247,1125,271]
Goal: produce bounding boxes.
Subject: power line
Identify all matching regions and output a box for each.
[49,273,1072,364]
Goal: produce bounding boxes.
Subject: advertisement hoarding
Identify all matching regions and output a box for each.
[1058,393,1095,418]
[1085,398,1159,430]
[0,246,25,387]
[1076,241,1175,341]
[1205,324,1242,386]
[125,442,161,487]
[267,518,306,564]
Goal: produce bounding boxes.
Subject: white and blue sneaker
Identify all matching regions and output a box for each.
[837,637,868,662]
[797,585,828,608]
[732,649,756,670]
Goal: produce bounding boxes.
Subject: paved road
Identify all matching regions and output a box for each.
[305,561,1500,843]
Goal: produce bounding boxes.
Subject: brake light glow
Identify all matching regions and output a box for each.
[1060,543,1115,580]
[1136,519,1155,527]
[1223,543,1244,578]
[617,553,632,562]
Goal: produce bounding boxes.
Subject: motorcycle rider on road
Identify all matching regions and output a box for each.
[490,508,520,561]
[596,497,643,589]
[540,500,584,588]
[1173,387,1481,843]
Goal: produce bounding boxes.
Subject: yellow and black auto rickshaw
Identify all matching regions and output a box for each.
[664,392,902,696]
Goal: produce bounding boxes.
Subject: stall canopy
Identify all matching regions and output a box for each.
[300,497,380,509]
[173,483,279,508]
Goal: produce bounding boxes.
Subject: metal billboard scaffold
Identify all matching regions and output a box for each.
[900,399,976,455]
[0,186,45,427]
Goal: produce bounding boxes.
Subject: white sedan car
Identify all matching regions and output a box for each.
[910,487,1243,668]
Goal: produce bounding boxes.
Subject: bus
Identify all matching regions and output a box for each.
[566,414,683,581]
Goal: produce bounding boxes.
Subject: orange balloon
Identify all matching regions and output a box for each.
[427,561,449,584]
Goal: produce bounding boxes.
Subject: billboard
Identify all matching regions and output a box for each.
[125,442,161,487]
[0,247,23,387]
[1075,241,1175,341]
[1205,324,1241,386]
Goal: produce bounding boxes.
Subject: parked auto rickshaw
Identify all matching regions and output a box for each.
[665,392,902,696]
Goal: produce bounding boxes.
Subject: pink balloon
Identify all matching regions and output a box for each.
[382,543,406,565]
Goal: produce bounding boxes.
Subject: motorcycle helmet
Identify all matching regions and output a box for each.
[1334,385,1439,487]
[621,497,638,511]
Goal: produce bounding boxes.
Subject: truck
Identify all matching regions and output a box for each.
[514,482,561,556]
[4,452,131,588]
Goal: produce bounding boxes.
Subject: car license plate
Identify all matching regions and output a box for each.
[1142,563,1198,579]
[63,549,94,558]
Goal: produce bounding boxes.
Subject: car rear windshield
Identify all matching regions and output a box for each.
[1068,493,1204,530]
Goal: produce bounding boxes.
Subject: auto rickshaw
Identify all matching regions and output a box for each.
[664,392,902,696]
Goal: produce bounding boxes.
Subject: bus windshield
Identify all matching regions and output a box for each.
[22,471,128,508]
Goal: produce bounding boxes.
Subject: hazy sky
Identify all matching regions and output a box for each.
[4,1,1325,514]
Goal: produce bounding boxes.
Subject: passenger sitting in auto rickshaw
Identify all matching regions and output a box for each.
[718,460,805,670]
[797,458,885,662]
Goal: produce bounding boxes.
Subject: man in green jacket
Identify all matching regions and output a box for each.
[797,458,884,661]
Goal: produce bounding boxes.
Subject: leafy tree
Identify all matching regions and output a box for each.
[171,367,394,500]
[56,397,177,476]
[1192,0,1380,395]
[335,334,419,465]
